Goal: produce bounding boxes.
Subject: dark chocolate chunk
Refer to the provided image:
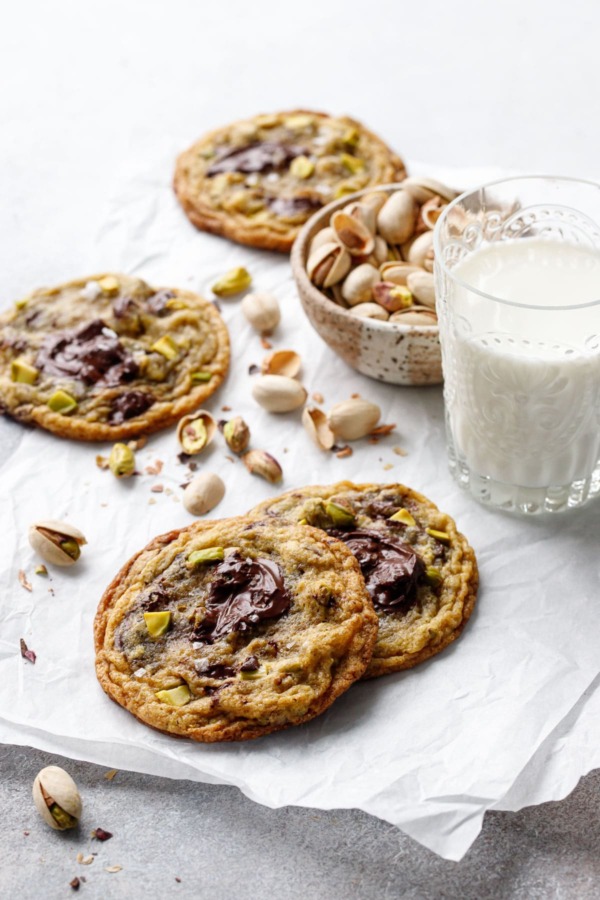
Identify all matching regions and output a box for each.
[207,141,306,176]
[195,661,236,679]
[36,319,139,386]
[108,390,154,424]
[267,196,323,218]
[146,290,176,316]
[194,552,290,643]
[239,655,260,672]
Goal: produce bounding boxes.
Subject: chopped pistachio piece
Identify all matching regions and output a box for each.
[11,358,39,384]
[340,153,364,174]
[325,501,355,527]
[426,528,450,544]
[290,155,315,179]
[47,390,78,415]
[191,371,212,383]
[35,564,48,576]
[389,509,416,527]
[98,275,120,295]
[151,335,179,360]
[164,298,187,310]
[211,267,252,297]
[298,518,308,526]
[188,547,225,565]
[155,685,191,707]
[284,114,313,129]
[144,611,171,638]
[14,298,28,310]
[343,127,360,147]
[389,286,413,309]
[425,566,443,588]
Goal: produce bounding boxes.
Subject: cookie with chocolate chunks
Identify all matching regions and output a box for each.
[0,274,229,440]
[174,110,406,252]
[250,482,478,678]
[94,517,378,742]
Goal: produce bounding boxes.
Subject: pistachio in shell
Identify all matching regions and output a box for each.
[176,411,216,455]
[28,519,87,567]
[306,241,351,289]
[331,210,375,257]
[376,190,417,245]
[251,375,307,413]
[222,416,250,454]
[241,291,280,333]
[327,398,381,441]
[341,263,380,306]
[183,472,225,516]
[347,302,389,321]
[32,766,82,831]
[389,306,438,326]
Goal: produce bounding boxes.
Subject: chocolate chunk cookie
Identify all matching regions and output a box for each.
[0,274,230,441]
[250,482,478,678]
[174,110,406,252]
[94,517,378,742]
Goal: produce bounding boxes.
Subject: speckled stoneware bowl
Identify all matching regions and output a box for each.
[291,183,446,385]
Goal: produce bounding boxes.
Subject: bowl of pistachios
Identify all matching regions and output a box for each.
[291,178,459,385]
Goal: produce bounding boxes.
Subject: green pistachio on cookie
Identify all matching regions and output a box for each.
[47,390,78,415]
[424,566,443,588]
[342,127,360,148]
[151,335,179,360]
[340,153,365,174]
[108,443,136,478]
[10,358,39,385]
[144,611,171,638]
[290,156,315,179]
[389,509,416,527]
[155,685,191,707]
[211,267,252,297]
[426,528,450,544]
[188,547,225,565]
[98,275,120,295]
[191,371,213,383]
[325,501,355,527]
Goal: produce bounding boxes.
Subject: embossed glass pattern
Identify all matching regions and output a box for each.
[434,176,600,514]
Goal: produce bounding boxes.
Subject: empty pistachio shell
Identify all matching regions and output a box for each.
[341,263,380,306]
[242,449,283,483]
[302,407,335,450]
[307,241,352,289]
[406,270,436,309]
[252,374,307,413]
[309,226,337,256]
[377,191,417,245]
[28,519,87,567]
[241,291,281,333]
[390,306,438,326]
[33,766,82,831]
[420,196,446,230]
[331,210,375,257]
[211,267,251,297]
[328,398,381,440]
[108,442,135,478]
[261,349,301,378]
[222,416,250,454]
[176,411,216,455]
[183,472,225,516]
[347,302,389,321]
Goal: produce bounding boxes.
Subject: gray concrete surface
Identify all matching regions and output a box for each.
[1,745,598,900]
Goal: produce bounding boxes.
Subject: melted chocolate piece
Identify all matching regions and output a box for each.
[194,552,290,643]
[112,295,138,319]
[36,319,139,386]
[267,196,322,218]
[146,290,175,316]
[207,141,305,176]
[108,390,154,424]
[366,499,401,519]
[239,655,259,672]
[140,587,171,612]
[195,661,236,679]
[330,529,424,613]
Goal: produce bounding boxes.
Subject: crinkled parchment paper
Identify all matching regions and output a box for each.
[1,150,599,860]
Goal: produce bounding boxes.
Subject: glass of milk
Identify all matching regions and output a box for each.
[434,176,600,514]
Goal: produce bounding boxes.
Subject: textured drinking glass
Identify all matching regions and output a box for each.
[434,176,600,514]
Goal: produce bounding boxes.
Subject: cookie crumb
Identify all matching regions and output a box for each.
[393,446,407,456]
[104,769,119,781]
[335,446,353,458]
[311,392,324,404]
[382,462,394,471]
[150,484,164,493]
[370,423,396,436]
[260,336,272,350]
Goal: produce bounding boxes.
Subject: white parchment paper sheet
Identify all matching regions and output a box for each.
[1,150,599,860]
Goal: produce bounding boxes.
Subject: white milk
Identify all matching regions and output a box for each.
[444,238,600,489]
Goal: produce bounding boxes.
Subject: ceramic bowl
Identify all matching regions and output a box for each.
[291,181,452,386]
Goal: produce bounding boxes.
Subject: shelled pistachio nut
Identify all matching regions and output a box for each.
[241,291,281,333]
[28,520,87,567]
[222,416,250,454]
[176,411,216,455]
[302,407,335,450]
[372,282,413,313]
[327,398,381,440]
[183,472,225,516]
[211,267,251,297]
[32,766,82,831]
[108,442,136,478]
[261,349,301,378]
[242,449,283,483]
[251,375,307,413]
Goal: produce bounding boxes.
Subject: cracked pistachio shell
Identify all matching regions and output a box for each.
[242,449,283,483]
[341,264,380,306]
[261,349,301,378]
[183,472,225,516]
[406,270,436,309]
[28,519,87,567]
[251,374,307,413]
[33,766,82,831]
[241,292,281,333]
[176,411,216,455]
[327,398,381,440]
[308,226,337,256]
[331,210,375,257]
[222,416,250,454]
[302,407,334,450]
[343,200,378,235]
[306,241,351,289]
[377,190,417,245]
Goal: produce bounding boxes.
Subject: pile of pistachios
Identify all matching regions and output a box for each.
[305,177,458,325]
